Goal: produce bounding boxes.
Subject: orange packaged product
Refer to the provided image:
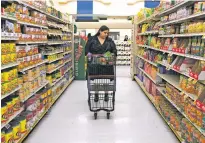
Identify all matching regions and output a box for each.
[199,135,205,143]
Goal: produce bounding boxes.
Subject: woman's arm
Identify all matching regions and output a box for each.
[111,40,117,56]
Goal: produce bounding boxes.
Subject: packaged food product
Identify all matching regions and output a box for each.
[5,98,14,117]
[16,116,27,133]
[1,102,8,124]
[10,121,21,141]
[12,95,21,112]
[1,129,6,143]
[1,55,8,65]
[4,127,14,143]
[10,53,17,63]
[1,43,7,55]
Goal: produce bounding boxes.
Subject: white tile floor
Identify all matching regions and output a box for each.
[25,66,179,143]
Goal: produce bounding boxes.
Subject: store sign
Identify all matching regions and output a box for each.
[144,0,160,8]
[77,0,93,20]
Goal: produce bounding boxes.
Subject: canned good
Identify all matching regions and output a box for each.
[10,121,21,141]
[1,102,8,124]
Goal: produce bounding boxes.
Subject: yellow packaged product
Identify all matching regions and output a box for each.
[4,127,14,143]
[48,88,52,96]
[1,43,7,55]
[1,102,8,124]
[17,116,27,133]
[12,95,21,112]
[1,55,8,65]
[1,83,7,95]
[7,54,12,64]
[11,121,21,141]
[5,98,14,117]
[1,129,6,143]
[9,43,16,53]
[203,22,205,32]
[1,72,5,83]
[10,53,17,63]
[13,68,18,78]
[5,43,11,53]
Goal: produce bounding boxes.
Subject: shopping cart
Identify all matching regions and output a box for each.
[87,54,116,119]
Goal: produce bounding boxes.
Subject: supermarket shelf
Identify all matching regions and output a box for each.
[1,14,17,21]
[47,64,64,74]
[158,33,205,38]
[1,37,19,41]
[44,50,64,56]
[137,55,158,67]
[47,41,65,45]
[159,12,205,26]
[46,14,69,24]
[16,1,69,24]
[19,60,48,73]
[136,13,159,25]
[138,30,159,35]
[16,41,47,45]
[157,87,205,136]
[50,76,64,87]
[137,44,205,61]
[17,78,74,142]
[1,62,18,70]
[64,66,72,73]
[22,81,48,102]
[52,77,74,104]
[47,57,64,64]
[156,1,194,17]
[157,61,205,85]
[157,73,198,101]
[1,86,22,100]
[64,58,72,64]
[1,108,24,129]
[48,32,63,36]
[18,21,48,29]
[134,76,184,142]
[63,50,72,55]
[138,67,157,84]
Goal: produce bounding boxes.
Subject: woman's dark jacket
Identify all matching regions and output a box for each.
[85,36,117,56]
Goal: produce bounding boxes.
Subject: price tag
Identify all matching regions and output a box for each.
[5,123,11,129]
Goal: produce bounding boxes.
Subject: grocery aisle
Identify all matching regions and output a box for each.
[25,67,178,143]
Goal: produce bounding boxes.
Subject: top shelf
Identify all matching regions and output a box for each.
[136,1,200,25]
[156,1,195,17]
[14,0,70,24]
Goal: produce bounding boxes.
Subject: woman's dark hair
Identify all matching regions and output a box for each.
[87,33,92,39]
[95,25,109,37]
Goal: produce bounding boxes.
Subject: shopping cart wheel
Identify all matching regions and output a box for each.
[94,112,97,120]
[107,112,110,119]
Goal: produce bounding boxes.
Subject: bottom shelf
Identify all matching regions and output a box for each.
[134,76,184,143]
[16,77,74,143]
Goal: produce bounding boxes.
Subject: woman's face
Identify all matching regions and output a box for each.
[99,30,109,39]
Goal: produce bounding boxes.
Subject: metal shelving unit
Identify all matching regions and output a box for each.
[132,1,205,141]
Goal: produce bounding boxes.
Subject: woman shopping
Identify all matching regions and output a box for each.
[85,25,117,119]
[85,25,117,56]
